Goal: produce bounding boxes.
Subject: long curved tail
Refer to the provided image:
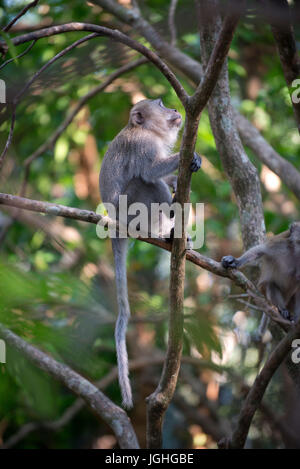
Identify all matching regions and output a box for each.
[111,237,133,409]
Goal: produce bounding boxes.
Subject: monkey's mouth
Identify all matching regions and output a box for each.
[170,116,182,127]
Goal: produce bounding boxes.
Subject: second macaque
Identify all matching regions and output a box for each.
[222,222,300,321]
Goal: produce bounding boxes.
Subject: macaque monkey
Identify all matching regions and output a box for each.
[222,222,300,321]
[99,98,202,408]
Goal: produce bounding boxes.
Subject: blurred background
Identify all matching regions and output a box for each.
[0,0,299,449]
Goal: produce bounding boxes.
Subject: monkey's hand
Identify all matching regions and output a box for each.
[221,255,238,269]
[279,308,293,321]
[190,152,202,173]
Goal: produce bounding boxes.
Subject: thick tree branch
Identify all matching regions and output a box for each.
[219,319,300,449]
[0,324,139,449]
[168,0,178,47]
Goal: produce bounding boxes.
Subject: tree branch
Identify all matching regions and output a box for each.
[0,34,99,172]
[2,0,40,33]
[198,0,265,250]
[0,324,139,449]
[265,0,300,133]
[190,3,244,113]
[219,318,300,449]
[0,191,291,331]
[1,353,227,449]
[168,0,178,47]
[1,23,188,107]
[145,3,243,444]
[92,0,300,206]
[21,57,148,195]
[0,40,36,72]
[236,111,300,200]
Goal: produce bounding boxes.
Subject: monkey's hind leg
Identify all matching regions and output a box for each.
[264,282,292,321]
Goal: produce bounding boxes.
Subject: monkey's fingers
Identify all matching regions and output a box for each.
[279,308,293,321]
[221,255,238,269]
[190,152,202,173]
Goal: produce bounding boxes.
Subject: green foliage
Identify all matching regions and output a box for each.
[0,0,299,449]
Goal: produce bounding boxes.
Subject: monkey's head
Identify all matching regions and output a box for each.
[129,98,182,144]
[289,221,300,242]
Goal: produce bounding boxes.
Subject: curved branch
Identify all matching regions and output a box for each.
[219,318,300,449]
[0,324,139,449]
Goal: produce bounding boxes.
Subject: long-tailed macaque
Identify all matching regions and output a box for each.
[99,98,202,408]
[222,222,300,321]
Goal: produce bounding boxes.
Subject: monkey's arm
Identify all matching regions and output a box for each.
[222,244,266,270]
[141,152,202,183]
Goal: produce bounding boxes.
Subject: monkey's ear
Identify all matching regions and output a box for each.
[131,110,144,126]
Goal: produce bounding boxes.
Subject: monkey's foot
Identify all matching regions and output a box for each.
[190,152,202,172]
[221,255,238,269]
[164,227,174,244]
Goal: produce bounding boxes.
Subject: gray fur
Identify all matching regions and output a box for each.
[99,99,182,408]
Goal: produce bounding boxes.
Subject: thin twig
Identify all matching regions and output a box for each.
[0,34,99,172]
[1,353,226,449]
